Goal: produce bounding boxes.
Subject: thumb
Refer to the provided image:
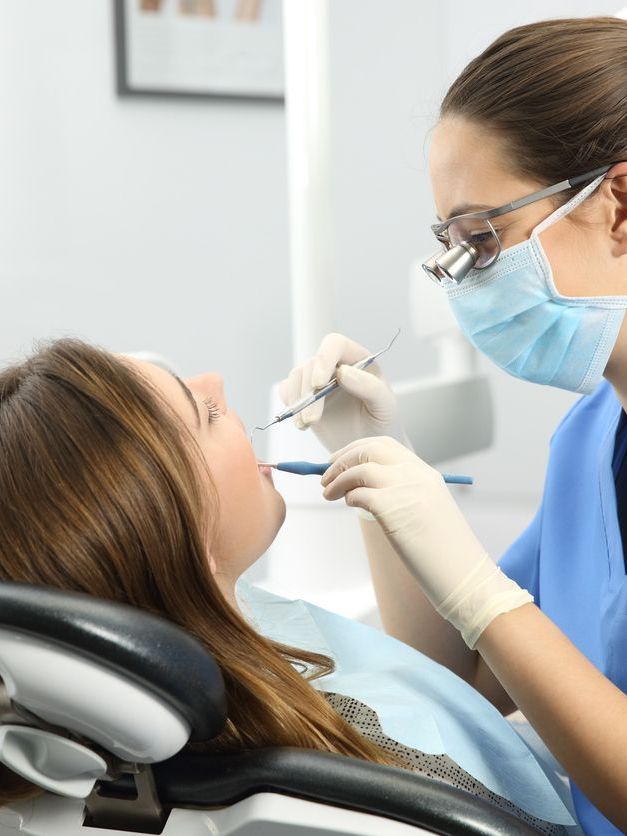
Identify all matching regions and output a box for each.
[336,365,397,423]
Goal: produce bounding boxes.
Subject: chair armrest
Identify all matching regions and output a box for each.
[152,747,547,835]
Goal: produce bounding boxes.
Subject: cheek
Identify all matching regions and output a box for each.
[203,426,285,564]
[539,223,594,297]
[221,456,266,517]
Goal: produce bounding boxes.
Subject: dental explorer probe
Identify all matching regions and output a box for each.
[257,460,473,484]
[253,328,402,434]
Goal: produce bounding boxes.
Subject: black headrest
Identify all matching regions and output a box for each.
[0,583,226,741]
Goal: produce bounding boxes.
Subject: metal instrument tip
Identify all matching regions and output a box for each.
[249,419,279,444]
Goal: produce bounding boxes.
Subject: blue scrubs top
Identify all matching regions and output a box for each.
[499,380,627,835]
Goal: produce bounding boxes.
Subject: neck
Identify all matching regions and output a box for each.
[604,314,627,412]
[213,570,240,612]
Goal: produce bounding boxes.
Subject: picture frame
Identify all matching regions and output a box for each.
[113,0,284,102]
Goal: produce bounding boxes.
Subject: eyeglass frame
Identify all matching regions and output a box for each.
[429,163,613,269]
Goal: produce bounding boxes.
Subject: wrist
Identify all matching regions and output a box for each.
[436,556,534,649]
[356,506,377,522]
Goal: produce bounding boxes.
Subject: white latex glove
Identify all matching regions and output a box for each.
[278,333,409,454]
[320,436,534,648]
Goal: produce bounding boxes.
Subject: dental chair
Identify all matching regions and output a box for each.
[0,584,547,835]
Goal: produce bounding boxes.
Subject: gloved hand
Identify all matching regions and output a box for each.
[278,333,410,453]
[320,436,533,648]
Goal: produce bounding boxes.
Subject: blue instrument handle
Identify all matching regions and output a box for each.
[441,473,474,485]
[276,461,330,476]
[276,461,474,484]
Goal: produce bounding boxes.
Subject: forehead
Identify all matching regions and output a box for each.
[428,117,533,219]
[119,355,178,397]
[117,355,197,424]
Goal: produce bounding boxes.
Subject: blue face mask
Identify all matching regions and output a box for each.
[446,175,627,394]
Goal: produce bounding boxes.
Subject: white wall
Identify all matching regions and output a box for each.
[0,0,289,441]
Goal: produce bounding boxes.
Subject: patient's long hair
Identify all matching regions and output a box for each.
[0,338,399,804]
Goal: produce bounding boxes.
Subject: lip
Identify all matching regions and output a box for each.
[258,464,274,482]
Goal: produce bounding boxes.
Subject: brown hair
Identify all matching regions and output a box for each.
[441,17,627,199]
[0,338,398,804]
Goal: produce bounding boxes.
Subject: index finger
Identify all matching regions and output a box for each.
[322,438,402,485]
[329,435,401,462]
[312,333,372,389]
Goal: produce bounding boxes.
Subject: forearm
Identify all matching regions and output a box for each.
[477,603,627,831]
[359,516,478,683]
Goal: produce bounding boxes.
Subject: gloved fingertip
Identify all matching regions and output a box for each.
[313,399,326,421]
[295,415,306,431]
[311,364,326,389]
[300,406,315,426]
[337,363,375,395]
[340,363,373,383]
[336,363,352,379]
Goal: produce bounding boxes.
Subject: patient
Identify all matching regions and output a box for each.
[0,338,569,833]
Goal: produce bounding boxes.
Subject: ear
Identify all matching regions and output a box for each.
[606,162,627,256]
[208,553,218,575]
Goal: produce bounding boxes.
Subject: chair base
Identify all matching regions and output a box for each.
[0,791,432,835]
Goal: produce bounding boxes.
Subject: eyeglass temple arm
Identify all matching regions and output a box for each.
[505,164,612,215]
[569,164,613,187]
[431,164,612,234]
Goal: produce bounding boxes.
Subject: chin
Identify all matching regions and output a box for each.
[224,491,287,580]
[268,489,287,539]
[256,488,286,558]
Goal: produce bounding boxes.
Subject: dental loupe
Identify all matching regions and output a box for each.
[422,241,479,286]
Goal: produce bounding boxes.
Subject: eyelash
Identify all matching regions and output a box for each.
[202,396,222,423]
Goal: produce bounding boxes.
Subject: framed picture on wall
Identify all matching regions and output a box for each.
[113,0,284,102]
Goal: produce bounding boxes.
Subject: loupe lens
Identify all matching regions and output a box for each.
[422,242,478,286]
[448,218,499,268]
[422,254,450,285]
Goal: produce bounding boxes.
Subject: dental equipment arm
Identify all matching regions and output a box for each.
[320,436,533,649]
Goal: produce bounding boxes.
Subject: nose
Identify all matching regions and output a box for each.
[184,372,225,405]
[185,371,223,391]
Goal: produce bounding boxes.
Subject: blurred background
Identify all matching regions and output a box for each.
[0,0,618,616]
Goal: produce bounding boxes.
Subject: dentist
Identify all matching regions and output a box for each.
[280,17,627,835]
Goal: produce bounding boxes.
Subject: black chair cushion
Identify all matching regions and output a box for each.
[0,583,226,741]
[152,747,546,835]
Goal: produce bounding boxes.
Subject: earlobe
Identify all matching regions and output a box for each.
[208,553,218,575]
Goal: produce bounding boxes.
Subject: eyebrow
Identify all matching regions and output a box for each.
[436,203,494,222]
[170,372,200,429]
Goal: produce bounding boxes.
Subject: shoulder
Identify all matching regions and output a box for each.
[549,380,620,446]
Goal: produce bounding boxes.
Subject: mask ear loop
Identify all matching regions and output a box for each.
[532,174,607,237]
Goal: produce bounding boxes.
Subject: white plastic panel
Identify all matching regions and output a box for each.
[0,726,106,799]
[0,630,190,762]
[1,792,435,835]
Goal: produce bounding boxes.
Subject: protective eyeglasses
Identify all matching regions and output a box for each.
[422,164,612,286]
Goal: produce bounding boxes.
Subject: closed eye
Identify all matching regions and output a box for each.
[202,396,222,423]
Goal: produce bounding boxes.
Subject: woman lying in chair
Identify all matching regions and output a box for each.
[0,339,575,834]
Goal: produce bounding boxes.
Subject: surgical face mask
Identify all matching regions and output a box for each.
[445,175,627,394]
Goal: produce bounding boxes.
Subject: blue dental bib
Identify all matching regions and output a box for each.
[237,580,574,826]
